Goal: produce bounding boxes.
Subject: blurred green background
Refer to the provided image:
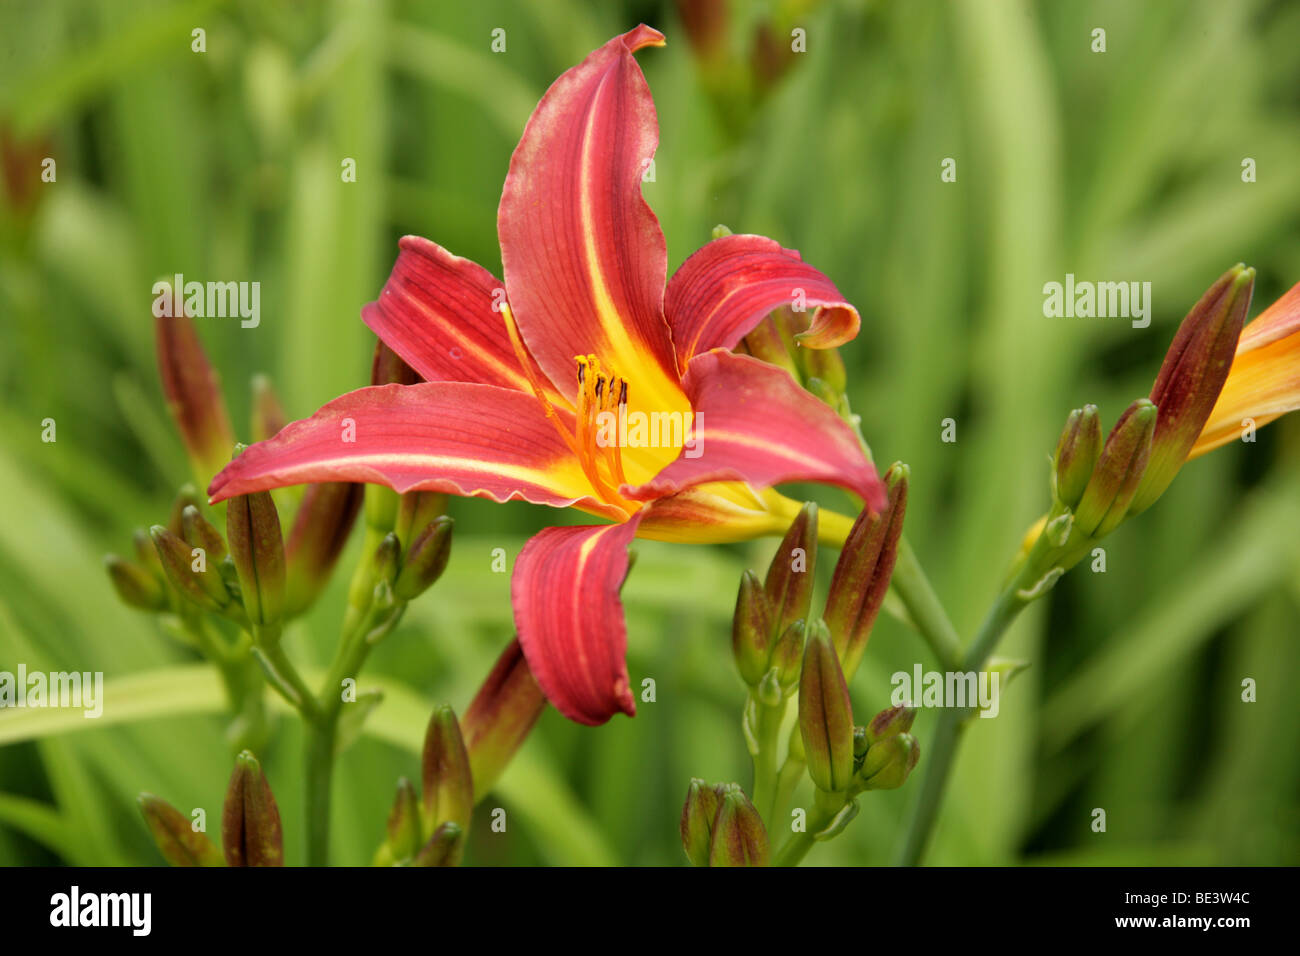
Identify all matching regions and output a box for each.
[2,0,1298,866]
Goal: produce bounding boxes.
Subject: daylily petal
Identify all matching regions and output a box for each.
[362,236,557,397]
[624,351,886,510]
[208,383,627,521]
[1237,279,1300,352]
[497,25,683,412]
[511,517,642,725]
[665,234,861,372]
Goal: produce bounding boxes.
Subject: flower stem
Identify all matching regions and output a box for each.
[748,696,787,826]
[303,711,337,867]
[895,565,1034,865]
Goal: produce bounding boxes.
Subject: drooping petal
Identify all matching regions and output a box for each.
[207,383,627,521]
[624,351,885,510]
[511,517,642,725]
[497,26,684,414]
[362,236,559,397]
[665,234,860,372]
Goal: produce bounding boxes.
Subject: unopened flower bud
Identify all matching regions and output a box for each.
[105,555,167,611]
[1129,265,1255,515]
[221,750,283,867]
[385,777,422,863]
[155,294,235,485]
[462,640,547,796]
[731,570,773,687]
[394,516,453,601]
[226,479,286,628]
[1073,399,1157,539]
[680,778,725,867]
[282,482,363,616]
[150,524,231,611]
[413,821,464,867]
[181,505,226,562]
[858,733,920,791]
[1052,405,1102,509]
[798,620,855,793]
[421,705,473,834]
[770,619,806,693]
[708,785,769,867]
[764,501,818,638]
[864,704,917,745]
[137,793,224,867]
[824,464,907,679]
[395,491,449,552]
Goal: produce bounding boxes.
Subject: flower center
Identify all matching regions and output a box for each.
[574,354,631,501]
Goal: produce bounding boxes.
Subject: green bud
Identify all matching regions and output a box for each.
[412,821,464,867]
[283,482,363,616]
[731,570,773,687]
[711,223,733,240]
[421,705,473,834]
[764,501,818,637]
[150,524,230,611]
[1130,265,1255,515]
[1073,399,1157,539]
[221,750,283,867]
[680,778,725,867]
[394,517,453,601]
[105,555,167,611]
[394,491,449,553]
[1052,405,1102,509]
[385,777,422,862]
[708,785,769,867]
[798,620,855,793]
[864,704,917,745]
[858,733,920,790]
[181,505,226,562]
[770,619,806,693]
[824,464,907,679]
[138,793,224,867]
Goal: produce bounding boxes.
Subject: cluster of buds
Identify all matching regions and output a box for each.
[709,466,916,862]
[138,750,283,867]
[374,705,473,867]
[800,630,920,802]
[1030,265,1256,577]
[679,779,770,867]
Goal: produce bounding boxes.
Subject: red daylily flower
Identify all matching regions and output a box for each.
[210,25,884,725]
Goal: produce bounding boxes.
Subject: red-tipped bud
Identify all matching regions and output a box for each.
[680,778,726,867]
[798,620,855,793]
[708,785,770,867]
[225,469,286,628]
[461,640,547,797]
[1129,265,1255,514]
[221,750,283,867]
[282,482,362,616]
[154,290,235,485]
[764,501,818,638]
[824,464,907,679]
[150,524,230,612]
[421,705,473,836]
